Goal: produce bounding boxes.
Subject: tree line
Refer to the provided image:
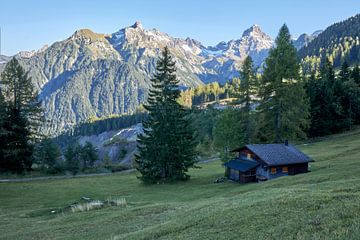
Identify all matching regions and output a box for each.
[299,14,360,73]
[0,58,100,174]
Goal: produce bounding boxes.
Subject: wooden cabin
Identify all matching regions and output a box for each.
[224,142,313,183]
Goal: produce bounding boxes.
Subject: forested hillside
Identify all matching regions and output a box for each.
[299,14,360,73]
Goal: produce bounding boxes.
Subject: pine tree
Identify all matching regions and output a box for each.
[258,24,309,142]
[33,138,62,173]
[341,80,360,130]
[307,59,344,136]
[339,61,351,82]
[0,91,7,172]
[81,141,98,169]
[336,60,360,129]
[238,56,258,143]
[213,109,244,162]
[64,144,79,175]
[351,64,360,85]
[135,47,197,183]
[0,58,43,173]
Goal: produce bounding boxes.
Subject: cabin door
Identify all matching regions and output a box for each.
[229,169,239,181]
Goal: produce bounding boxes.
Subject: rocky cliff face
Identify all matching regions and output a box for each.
[0,22,274,135]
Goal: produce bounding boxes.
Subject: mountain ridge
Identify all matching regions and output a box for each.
[0,22,274,135]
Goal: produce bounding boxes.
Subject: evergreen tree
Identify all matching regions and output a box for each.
[341,80,360,130]
[0,91,7,172]
[351,64,360,85]
[258,24,309,142]
[339,61,350,82]
[136,47,197,183]
[33,138,62,173]
[64,144,79,175]
[213,109,245,162]
[238,56,258,143]
[81,141,98,169]
[102,153,112,169]
[0,58,43,173]
[307,59,344,136]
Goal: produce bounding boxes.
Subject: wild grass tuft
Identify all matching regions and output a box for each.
[71,200,103,213]
[70,198,127,213]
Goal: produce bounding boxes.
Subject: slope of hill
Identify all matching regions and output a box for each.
[299,14,360,71]
[0,22,273,135]
[1,129,360,239]
[293,30,322,50]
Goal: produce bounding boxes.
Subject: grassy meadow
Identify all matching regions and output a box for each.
[1,130,360,239]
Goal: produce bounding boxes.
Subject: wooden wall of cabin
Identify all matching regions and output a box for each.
[259,163,309,180]
[239,170,257,183]
[288,163,309,175]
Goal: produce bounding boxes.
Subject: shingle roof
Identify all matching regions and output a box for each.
[245,144,312,166]
[224,159,259,172]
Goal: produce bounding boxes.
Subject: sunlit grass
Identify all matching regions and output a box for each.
[1,130,360,239]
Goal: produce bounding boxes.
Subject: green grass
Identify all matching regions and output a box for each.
[1,131,360,239]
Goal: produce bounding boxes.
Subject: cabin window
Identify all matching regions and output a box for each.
[247,153,251,159]
[282,167,288,173]
[271,167,277,174]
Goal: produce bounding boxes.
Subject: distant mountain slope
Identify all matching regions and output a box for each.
[1,22,274,135]
[293,30,322,50]
[299,14,360,71]
[0,55,10,72]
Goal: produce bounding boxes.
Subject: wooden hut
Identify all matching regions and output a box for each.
[224,142,313,183]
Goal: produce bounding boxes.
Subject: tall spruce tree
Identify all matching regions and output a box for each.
[213,108,244,162]
[341,80,360,130]
[338,61,360,129]
[0,58,43,173]
[238,56,258,143]
[136,47,197,183]
[339,61,351,82]
[0,91,7,172]
[33,138,62,173]
[307,59,344,136]
[351,64,360,85]
[258,24,309,143]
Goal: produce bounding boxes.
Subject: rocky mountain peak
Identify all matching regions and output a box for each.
[131,21,143,29]
[242,24,266,38]
[71,29,105,42]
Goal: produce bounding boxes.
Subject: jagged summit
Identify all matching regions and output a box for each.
[241,24,270,40]
[131,21,143,29]
[71,29,105,41]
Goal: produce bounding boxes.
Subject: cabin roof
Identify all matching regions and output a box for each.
[224,159,260,172]
[232,144,312,166]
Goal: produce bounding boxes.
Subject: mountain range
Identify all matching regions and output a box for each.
[0,21,277,135]
[0,14,358,136]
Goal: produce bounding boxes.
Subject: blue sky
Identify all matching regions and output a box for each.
[0,0,359,55]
